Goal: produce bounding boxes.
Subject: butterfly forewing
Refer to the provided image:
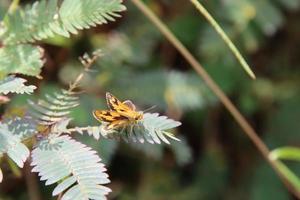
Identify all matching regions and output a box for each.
[94,92,143,130]
[106,92,123,111]
[93,110,127,122]
[106,92,136,112]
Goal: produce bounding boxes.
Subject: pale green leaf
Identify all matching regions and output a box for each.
[1,0,126,44]
[4,115,38,140]
[29,89,78,125]
[31,135,111,200]
[0,75,36,95]
[0,44,44,77]
[0,123,30,168]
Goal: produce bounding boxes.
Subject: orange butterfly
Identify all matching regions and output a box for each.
[93,92,143,130]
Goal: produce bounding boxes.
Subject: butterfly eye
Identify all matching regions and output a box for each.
[135,114,143,120]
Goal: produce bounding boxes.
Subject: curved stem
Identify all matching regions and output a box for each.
[190,0,256,79]
[130,0,300,197]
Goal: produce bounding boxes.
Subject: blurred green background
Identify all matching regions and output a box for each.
[1,0,300,199]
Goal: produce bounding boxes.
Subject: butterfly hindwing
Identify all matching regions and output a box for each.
[106,120,129,130]
[123,100,136,110]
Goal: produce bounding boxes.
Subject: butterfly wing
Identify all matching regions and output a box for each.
[93,110,127,123]
[122,100,136,110]
[106,92,135,112]
[103,92,143,124]
[106,120,129,130]
[93,110,129,130]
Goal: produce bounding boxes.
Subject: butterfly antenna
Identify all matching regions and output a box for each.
[143,105,157,113]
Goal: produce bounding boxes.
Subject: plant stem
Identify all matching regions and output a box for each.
[190,0,256,79]
[68,52,102,92]
[24,161,41,200]
[64,126,95,134]
[130,0,300,197]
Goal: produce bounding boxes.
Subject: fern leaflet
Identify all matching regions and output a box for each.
[0,75,36,95]
[0,122,30,168]
[31,135,111,200]
[28,89,79,125]
[1,0,126,44]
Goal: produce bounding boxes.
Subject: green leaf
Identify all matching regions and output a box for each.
[0,44,44,78]
[0,75,36,95]
[31,135,111,200]
[1,0,126,44]
[0,122,30,168]
[270,147,300,162]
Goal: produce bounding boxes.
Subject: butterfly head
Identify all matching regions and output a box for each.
[132,111,143,121]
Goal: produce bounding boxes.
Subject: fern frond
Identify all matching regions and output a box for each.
[137,113,181,144]
[73,113,181,144]
[0,75,36,95]
[0,44,44,77]
[1,0,126,44]
[29,89,79,125]
[31,135,111,200]
[0,123,30,168]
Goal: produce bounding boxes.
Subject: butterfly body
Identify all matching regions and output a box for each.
[93,92,143,129]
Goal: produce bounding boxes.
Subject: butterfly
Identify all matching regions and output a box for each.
[93,92,143,130]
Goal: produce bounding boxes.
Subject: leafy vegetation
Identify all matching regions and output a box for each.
[0,0,299,199]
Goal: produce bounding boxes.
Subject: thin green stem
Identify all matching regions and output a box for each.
[130,0,300,197]
[190,0,256,79]
[273,160,300,190]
